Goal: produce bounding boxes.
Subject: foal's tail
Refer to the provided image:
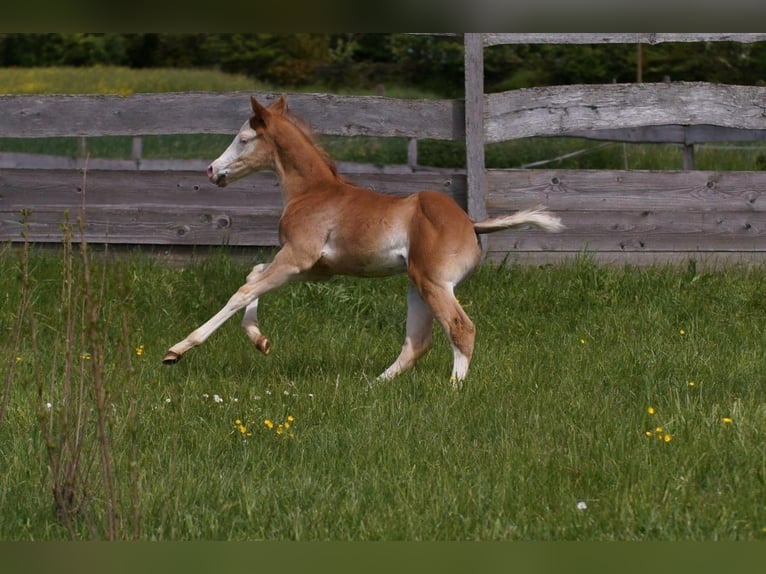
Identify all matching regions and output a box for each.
[473,206,564,234]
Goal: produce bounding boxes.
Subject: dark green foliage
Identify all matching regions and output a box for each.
[4,34,766,95]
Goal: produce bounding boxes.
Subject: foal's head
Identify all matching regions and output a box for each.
[207,96,284,187]
[207,95,338,188]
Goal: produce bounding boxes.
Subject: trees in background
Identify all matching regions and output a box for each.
[2,33,765,96]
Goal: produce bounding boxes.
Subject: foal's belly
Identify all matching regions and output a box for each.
[318,243,408,277]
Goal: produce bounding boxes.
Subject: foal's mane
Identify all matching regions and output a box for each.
[282,108,348,183]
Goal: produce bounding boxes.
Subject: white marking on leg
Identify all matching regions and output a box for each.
[376,285,433,381]
[450,346,470,389]
[241,264,267,346]
[166,287,256,357]
[165,254,300,360]
[242,297,261,339]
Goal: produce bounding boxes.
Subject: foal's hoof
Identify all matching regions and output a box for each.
[162,350,182,364]
[255,337,271,355]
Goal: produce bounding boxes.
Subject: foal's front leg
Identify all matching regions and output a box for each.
[162,256,301,364]
[241,264,271,355]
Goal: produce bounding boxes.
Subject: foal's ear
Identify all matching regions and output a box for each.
[271,95,288,115]
[250,96,269,129]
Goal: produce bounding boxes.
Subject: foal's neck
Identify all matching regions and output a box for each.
[272,120,340,196]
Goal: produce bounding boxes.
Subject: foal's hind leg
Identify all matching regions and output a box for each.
[377,284,434,381]
[416,279,476,388]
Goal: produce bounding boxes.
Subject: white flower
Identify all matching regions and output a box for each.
[202,393,209,399]
[576,500,588,511]
[45,402,53,411]
[213,394,223,403]
[165,397,171,404]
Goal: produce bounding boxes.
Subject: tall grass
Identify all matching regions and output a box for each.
[1,243,764,540]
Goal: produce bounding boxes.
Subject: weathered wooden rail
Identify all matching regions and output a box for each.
[3,33,766,265]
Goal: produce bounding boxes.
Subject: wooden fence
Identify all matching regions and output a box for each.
[3,33,766,265]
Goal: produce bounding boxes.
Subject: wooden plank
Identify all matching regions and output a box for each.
[484,167,766,261]
[0,169,465,208]
[486,169,766,213]
[486,210,766,253]
[0,169,282,210]
[0,169,467,245]
[569,125,766,144]
[2,207,281,246]
[351,172,466,203]
[485,251,766,268]
[0,152,209,171]
[0,152,467,176]
[484,83,766,142]
[0,92,464,140]
[483,33,766,46]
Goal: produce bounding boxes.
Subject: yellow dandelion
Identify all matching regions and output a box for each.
[722,417,733,424]
[688,380,696,388]
[663,433,672,443]
[80,352,91,360]
[679,329,686,336]
[645,431,653,438]
[579,338,587,345]
[235,419,242,426]
[264,419,274,430]
[135,344,144,357]
[655,426,664,434]
[15,356,22,363]
[286,415,295,423]
[647,406,655,415]
[276,424,284,435]
[283,421,291,430]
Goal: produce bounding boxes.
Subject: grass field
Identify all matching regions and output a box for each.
[1,240,764,541]
[1,65,764,541]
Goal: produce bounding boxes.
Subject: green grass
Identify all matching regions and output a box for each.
[0,65,264,95]
[1,244,764,540]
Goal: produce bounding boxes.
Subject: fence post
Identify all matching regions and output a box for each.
[464,33,488,235]
[131,136,143,169]
[682,144,695,170]
[77,136,87,158]
[407,138,418,168]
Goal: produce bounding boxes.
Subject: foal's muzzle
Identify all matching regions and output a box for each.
[207,164,228,187]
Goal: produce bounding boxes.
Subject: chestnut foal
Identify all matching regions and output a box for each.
[163,96,563,386]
